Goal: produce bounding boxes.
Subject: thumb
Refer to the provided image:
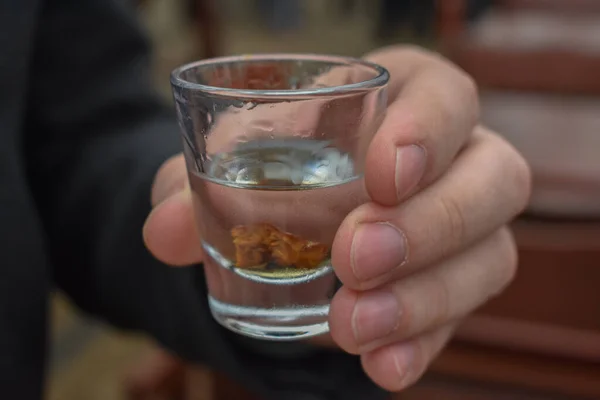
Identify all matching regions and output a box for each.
[151,154,188,206]
[143,154,204,266]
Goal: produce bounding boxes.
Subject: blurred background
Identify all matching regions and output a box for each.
[48,0,600,399]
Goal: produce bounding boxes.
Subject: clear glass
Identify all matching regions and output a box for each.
[171,54,389,341]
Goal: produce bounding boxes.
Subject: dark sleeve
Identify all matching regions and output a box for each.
[25,0,219,357]
[24,2,388,399]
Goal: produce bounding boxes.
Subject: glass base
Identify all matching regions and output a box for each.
[208,296,330,341]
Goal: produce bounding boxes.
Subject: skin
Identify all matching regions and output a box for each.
[143,46,532,392]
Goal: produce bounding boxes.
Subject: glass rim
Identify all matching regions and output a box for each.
[170,53,390,99]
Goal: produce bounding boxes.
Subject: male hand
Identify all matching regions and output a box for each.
[143,46,531,392]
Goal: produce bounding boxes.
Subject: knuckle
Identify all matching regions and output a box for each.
[437,68,480,133]
[363,44,430,71]
[404,46,458,69]
[437,195,467,254]
[394,44,439,63]
[391,272,452,339]
[459,72,481,124]
[499,133,532,199]
[371,45,455,73]
[512,154,533,214]
[461,71,479,98]
[437,62,480,117]
[492,228,519,296]
[432,272,453,326]
[500,228,519,286]
[499,139,533,216]
[482,129,533,217]
[393,292,416,334]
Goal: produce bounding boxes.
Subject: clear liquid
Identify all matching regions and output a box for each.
[189,138,366,340]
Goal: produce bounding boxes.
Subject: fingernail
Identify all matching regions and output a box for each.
[351,222,407,282]
[395,145,426,200]
[392,343,415,387]
[352,290,399,345]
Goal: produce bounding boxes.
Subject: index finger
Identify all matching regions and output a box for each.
[363,46,480,206]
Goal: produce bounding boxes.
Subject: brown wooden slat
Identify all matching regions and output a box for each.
[430,342,600,399]
[501,0,600,13]
[446,45,600,95]
[455,315,600,362]
[398,373,576,400]
[475,220,600,332]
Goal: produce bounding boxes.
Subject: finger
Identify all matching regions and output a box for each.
[360,321,459,392]
[143,189,203,266]
[363,46,480,205]
[144,153,203,266]
[363,45,462,102]
[329,228,517,355]
[151,154,188,206]
[332,127,531,290]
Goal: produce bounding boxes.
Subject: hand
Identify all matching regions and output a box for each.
[143,46,531,392]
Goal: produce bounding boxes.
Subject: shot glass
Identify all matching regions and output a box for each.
[171,54,389,340]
